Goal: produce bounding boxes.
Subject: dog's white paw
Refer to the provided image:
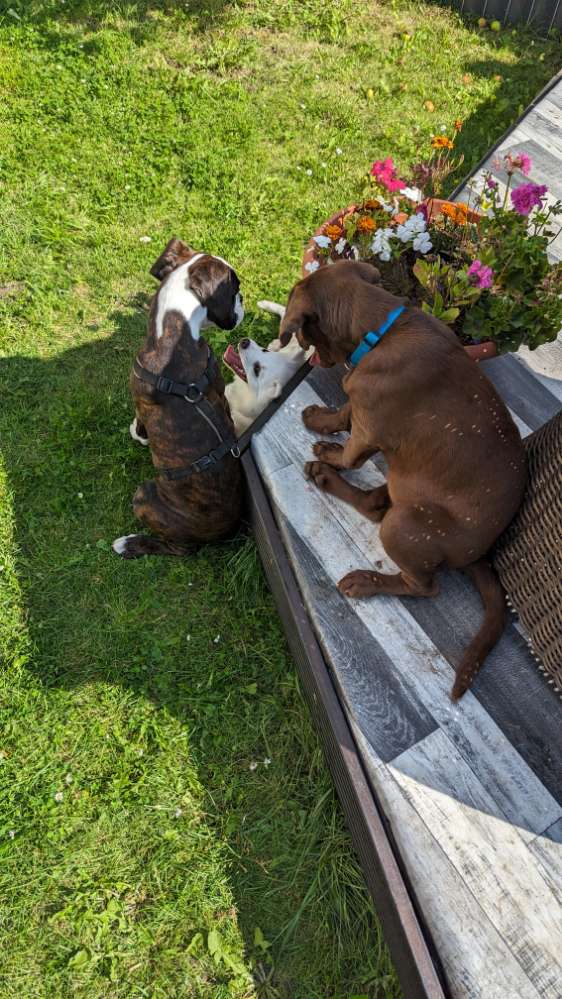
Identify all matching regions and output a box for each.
[129,418,149,445]
[112,535,135,555]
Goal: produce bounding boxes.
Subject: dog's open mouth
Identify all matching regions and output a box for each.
[223,343,247,381]
[309,351,321,366]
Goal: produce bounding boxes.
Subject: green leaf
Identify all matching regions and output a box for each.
[67,949,90,971]
[254,925,271,952]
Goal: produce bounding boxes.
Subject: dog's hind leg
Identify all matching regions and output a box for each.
[337,503,443,599]
[304,461,390,523]
[113,480,198,559]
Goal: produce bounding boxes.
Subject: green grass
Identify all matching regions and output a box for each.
[0,0,559,995]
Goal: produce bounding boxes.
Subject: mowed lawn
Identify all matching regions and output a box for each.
[0,1,559,995]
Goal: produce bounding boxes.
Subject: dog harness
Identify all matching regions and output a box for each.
[347,305,405,368]
[133,351,240,480]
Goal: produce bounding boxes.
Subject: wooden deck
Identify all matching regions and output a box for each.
[251,75,562,998]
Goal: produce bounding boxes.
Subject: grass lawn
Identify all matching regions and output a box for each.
[0,0,559,995]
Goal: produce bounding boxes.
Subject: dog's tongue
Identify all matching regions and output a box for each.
[223,343,247,381]
[309,350,321,366]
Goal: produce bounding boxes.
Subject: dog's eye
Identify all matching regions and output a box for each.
[253,362,261,376]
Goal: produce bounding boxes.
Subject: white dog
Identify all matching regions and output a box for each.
[224,301,312,435]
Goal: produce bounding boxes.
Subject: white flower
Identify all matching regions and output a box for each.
[299,103,306,109]
[371,227,395,262]
[77,492,83,499]
[174,807,183,818]
[8,830,15,839]
[334,237,346,255]
[263,757,272,766]
[304,260,320,273]
[213,634,220,643]
[413,233,432,253]
[313,235,331,249]
[305,168,313,176]
[65,773,73,785]
[139,236,152,243]
[54,791,64,803]
[335,147,342,155]
[400,186,422,203]
[249,761,258,771]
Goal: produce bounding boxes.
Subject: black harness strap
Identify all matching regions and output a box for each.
[133,351,240,480]
[133,355,213,403]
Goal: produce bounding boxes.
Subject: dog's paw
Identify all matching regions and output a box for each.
[302,404,337,433]
[304,460,339,491]
[337,570,382,599]
[312,441,344,465]
[129,418,149,446]
[112,535,138,558]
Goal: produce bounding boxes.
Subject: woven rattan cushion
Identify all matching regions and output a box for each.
[493,409,562,694]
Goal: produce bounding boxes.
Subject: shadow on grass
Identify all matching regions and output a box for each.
[1,298,341,993]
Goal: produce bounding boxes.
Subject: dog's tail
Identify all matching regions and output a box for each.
[112,534,199,559]
[257,300,286,318]
[452,558,506,701]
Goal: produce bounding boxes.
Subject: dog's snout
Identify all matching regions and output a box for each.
[239,338,250,350]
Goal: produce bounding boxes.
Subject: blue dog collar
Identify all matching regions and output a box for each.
[348,305,405,367]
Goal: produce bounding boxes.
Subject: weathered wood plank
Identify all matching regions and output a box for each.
[391,731,562,997]
[482,354,561,429]
[529,818,562,898]
[258,457,562,835]
[280,517,438,762]
[352,724,544,999]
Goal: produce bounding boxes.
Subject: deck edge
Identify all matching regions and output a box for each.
[242,450,448,999]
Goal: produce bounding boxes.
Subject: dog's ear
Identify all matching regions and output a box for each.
[150,238,194,281]
[279,287,314,346]
[354,261,381,285]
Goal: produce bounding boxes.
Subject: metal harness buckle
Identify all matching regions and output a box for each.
[184,384,204,404]
[230,445,241,458]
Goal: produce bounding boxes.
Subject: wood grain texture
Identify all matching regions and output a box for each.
[281,517,438,762]
[254,450,562,837]
[391,732,562,997]
[353,724,544,999]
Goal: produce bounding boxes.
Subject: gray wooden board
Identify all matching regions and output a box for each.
[252,76,562,999]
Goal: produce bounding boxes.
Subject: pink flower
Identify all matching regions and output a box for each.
[370,157,405,193]
[468,260,494,290]
[485,176,498,190]
[511,182,548,216]
[504,152,532,176]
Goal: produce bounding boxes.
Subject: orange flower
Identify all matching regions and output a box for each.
[357,215,376,233]
[440,201,478,225]
[363,198,381,211]
[454,119,463,132]
[431,134,454,150]
[324,223,344,241]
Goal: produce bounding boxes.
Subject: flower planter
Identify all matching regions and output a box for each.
[302,201,497,361]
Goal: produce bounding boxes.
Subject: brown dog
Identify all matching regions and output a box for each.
[113,239,244,559]
[279,260,527,699]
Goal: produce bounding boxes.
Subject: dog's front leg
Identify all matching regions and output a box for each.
[302,402,351,435]
[311,431,376,470]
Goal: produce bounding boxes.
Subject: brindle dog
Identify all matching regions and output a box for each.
[113,239,244,558]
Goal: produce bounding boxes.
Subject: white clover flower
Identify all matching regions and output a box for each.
[65,773,73,785]
[334,237,347,255]
[139,236,152,243]
[249,761,258,771]
[304,260,320,273]
[174,807,183,818]
[335,147,342,155]
[54,791,64,803]
[313,235,331,249]
[305,168,313,176]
